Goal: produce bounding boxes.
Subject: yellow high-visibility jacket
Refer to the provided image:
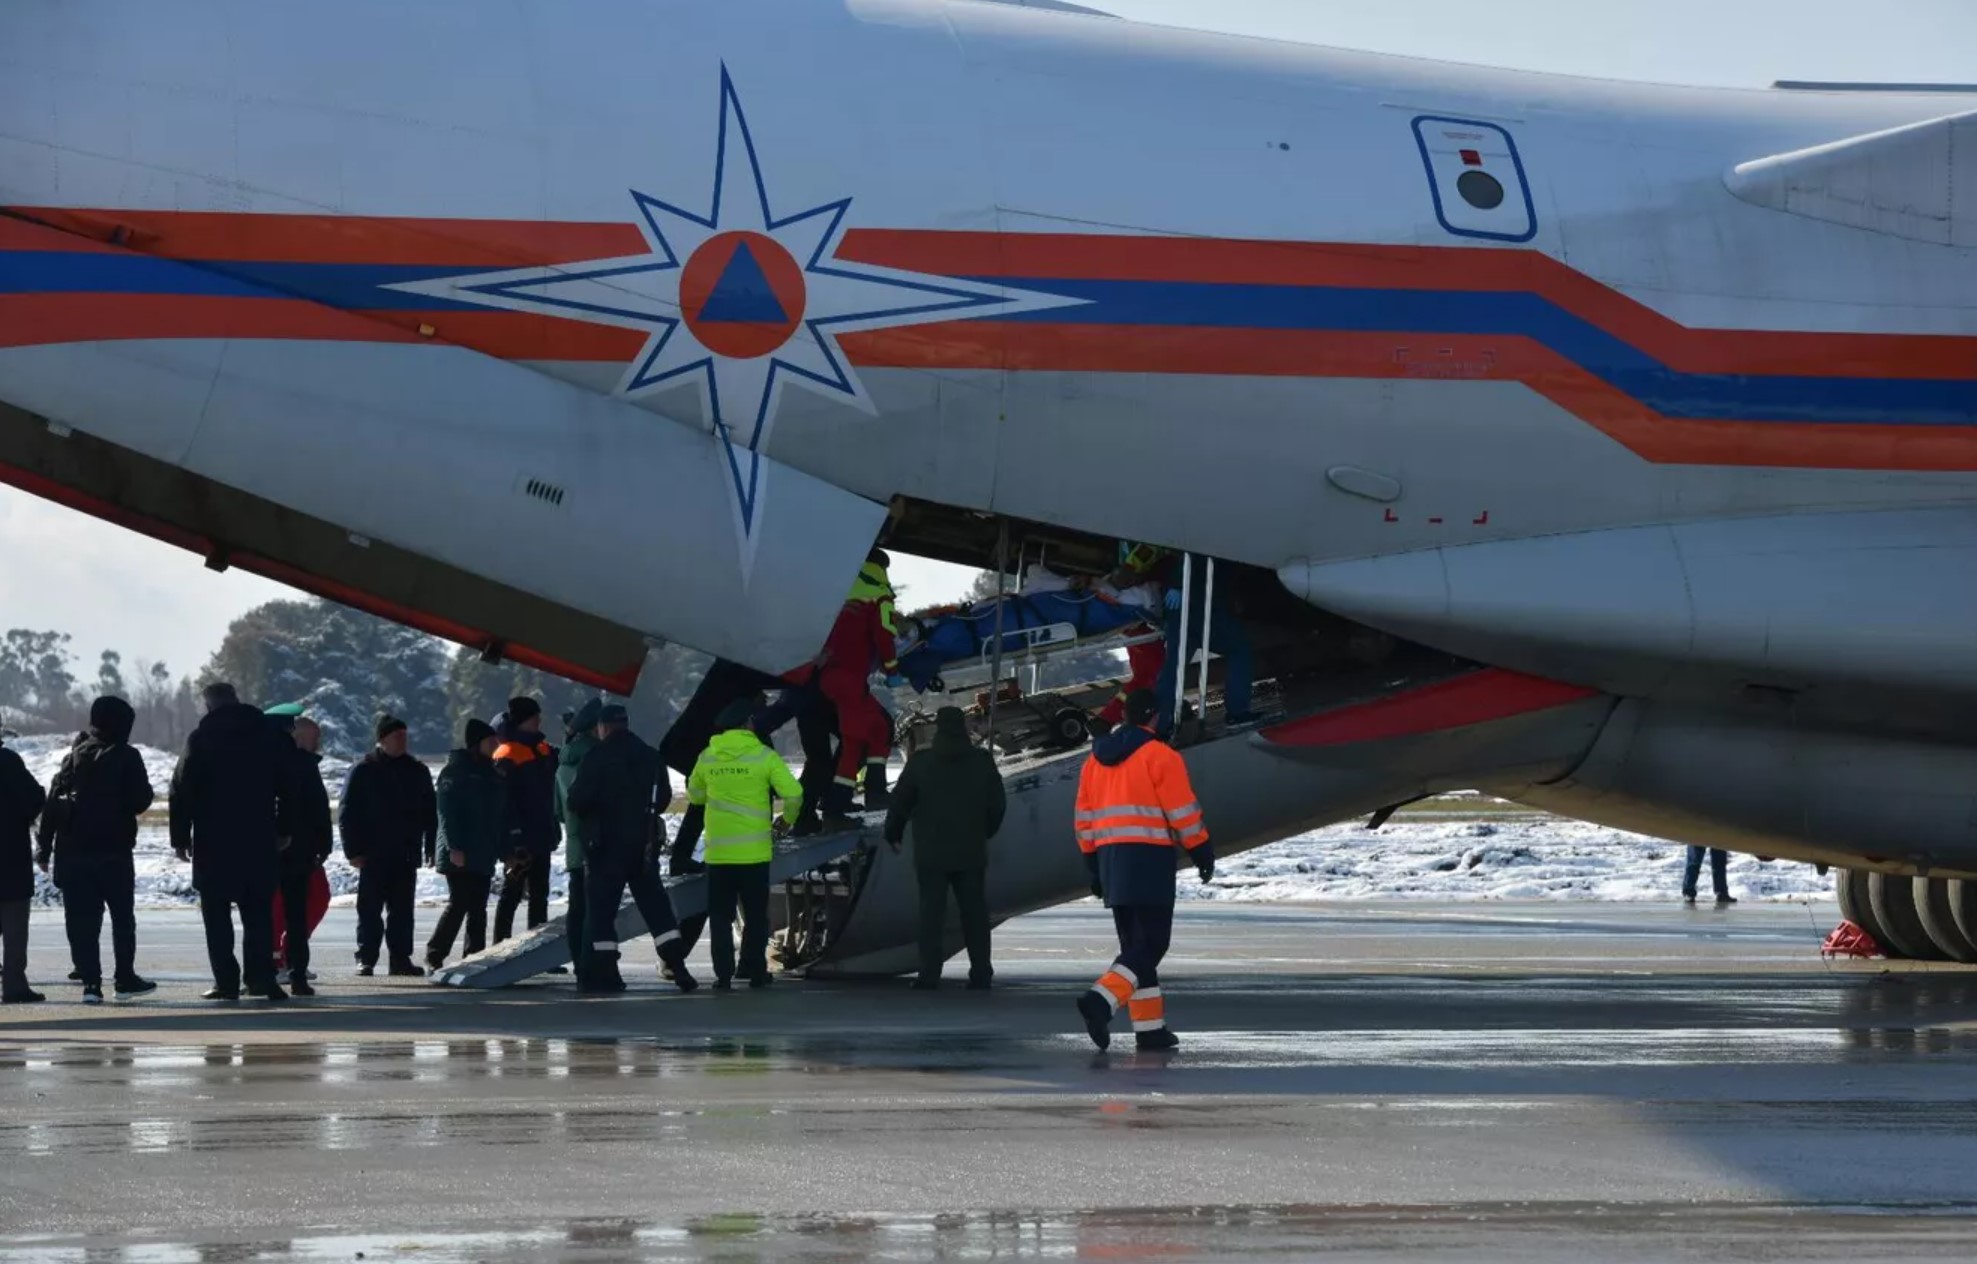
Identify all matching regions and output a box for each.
[686,729,803,865]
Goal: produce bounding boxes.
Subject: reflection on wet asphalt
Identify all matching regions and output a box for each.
[4,903,1977,1260]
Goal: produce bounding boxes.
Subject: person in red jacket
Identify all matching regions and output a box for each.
[817,550,900,827]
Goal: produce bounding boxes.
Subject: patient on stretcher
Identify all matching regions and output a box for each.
[893,566,1158,692]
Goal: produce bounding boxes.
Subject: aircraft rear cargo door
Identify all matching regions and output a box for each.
[1412,116,1538,243]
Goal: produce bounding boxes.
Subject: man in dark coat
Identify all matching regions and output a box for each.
[39,697,155,1002]
[884,706,1007,990]
[339,715,437,976]
[492,697,561,945]
[569,705,695,994]
[427,719,505,969]
[272,714,333,996]
[170,683,296,1001]
[1,728,47,1004]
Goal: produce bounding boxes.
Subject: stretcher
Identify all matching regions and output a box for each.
[894,584,1158,693]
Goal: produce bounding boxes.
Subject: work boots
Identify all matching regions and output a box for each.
[580,955,628,994]
[861,761,890,812]
[661,947,699,994]
[1135,1029,1180,1053]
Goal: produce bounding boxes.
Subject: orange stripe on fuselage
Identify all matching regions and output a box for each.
[837,229,1977,382]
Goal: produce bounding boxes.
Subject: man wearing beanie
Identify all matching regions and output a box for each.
[172,683,298,1002]
[33,696,156,1002]
[427,718,504,969]
[339,715,436,976]
[491,697,562,948]
[553,698,605,981]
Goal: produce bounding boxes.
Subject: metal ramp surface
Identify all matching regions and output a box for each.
[429,829,871,988]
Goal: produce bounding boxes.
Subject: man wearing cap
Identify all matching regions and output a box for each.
[171,682,299,1001]
[268,711,333,996]
[339,715,437,976]
[687,699,804,990]
[491,697,562,946]
[427,718,505,968]
[567,704,696,993]
[553,697,604,980]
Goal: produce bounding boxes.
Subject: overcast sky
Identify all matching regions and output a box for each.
[4,0,1970,676]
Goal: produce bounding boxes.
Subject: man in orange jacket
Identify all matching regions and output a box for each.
[1072,689,1213,1052]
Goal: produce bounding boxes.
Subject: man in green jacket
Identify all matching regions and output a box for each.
[884,707,1006,990]
[553,698,602,981]
[426,719,505,969]
[568,705,696,994]
[687,700,803,990]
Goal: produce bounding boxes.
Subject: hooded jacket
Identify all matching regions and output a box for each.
[436,747,506,877]
[169,700,295,891]
[1073,725,1212,909]
[493,715,561,855]
[685,728,803,866]
[0,739,46,904]
[36,698,153,887]
[553,697,604,869]
[884,709,1006,872]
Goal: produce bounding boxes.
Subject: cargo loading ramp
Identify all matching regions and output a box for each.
[428,829,871,988]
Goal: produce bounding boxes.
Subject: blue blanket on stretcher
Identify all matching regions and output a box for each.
[897,591,1153,691]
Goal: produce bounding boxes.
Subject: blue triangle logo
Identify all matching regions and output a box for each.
[699,241,789,323]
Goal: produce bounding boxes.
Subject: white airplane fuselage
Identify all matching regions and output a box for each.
[3,0,1975,884]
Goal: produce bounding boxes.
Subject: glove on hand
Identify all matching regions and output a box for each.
[1164,589,1183,612]
[1193,843,1216,884]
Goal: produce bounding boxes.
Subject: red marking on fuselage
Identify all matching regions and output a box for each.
[1263,669,1601,748]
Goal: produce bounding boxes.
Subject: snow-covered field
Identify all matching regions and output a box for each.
[6,737,1836,908]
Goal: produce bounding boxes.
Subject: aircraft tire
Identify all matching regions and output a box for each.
[1913,877,1977,963]
[1835,868,1893,950]
[1943,880,1977,959]
[1867,871,1950,961]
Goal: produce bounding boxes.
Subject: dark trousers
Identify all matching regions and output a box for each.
[1111,904,1174,989]
[1683,846,1731,899]
[707,862,771,983]
[427,871,491,964]
[59,853,137,985]
[493,853,551,942]
[355,861,417,966]
[276,867,316,979]
[796,698,838,827]
[1,899,28,995]
[566,866,589,978]
[1156,590,1254,731]
[584,856,683,979]
[201,881,275,993]
[917,865,991,984]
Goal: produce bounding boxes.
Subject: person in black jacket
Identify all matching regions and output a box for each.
[170,683,297,1002]
[1,728,47,1004]
[426,719,505,970]
[569,705,695,994]
[339,715,436,976]
[491,698,561,946]
[273,715,334,996]
[884,706,1007,991]
[40,697,156,1003]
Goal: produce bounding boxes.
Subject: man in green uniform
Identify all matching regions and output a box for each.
[883,706,1006,990]
[687,700,803,990]
[553,698,603,981]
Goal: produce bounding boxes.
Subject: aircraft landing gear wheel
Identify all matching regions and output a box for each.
[1949,880,1977,951]
[1835,868,1893,951]
[1914,877,1977,964]
[1051,708,1090,750]
[1867,871,1950,961]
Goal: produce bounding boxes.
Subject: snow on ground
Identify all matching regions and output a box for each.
[7,737,1835,908]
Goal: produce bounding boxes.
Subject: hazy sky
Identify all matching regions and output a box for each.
[3,0,1970,675]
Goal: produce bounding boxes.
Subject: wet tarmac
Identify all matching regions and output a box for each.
[4,900,1977,1261]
